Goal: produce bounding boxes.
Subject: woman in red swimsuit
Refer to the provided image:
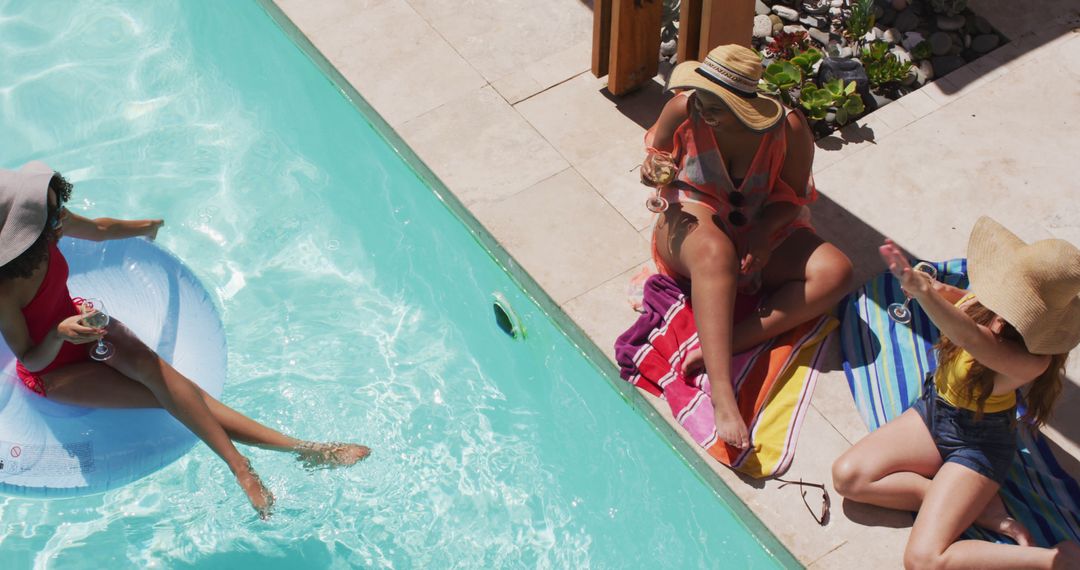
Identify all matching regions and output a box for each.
[0,161,369,518]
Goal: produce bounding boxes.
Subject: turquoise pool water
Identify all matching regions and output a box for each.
[0,0,791,567]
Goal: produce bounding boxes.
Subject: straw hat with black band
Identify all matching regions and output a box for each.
[967,216,1080,355]
[666,44,784,133]
[0,161,55,267]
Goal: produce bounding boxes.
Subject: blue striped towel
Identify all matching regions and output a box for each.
[838,259,1080,546]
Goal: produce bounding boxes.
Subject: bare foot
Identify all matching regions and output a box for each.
[975,494,1032,546]
[295,441,371,470]
[1052,541,1080,570]
[681,347,704,377]
[234,462,274,520]
[714,406,750,449]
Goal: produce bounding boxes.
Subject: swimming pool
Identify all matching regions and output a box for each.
[0,0,796,567]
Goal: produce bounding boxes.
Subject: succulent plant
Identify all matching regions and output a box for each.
[844,0,876,48]
[799,79,864,125]
[790,48,824,79]
[761,61,803,106]
[764,31,811,60]
[912,40,933,61]
[861,40,913,88]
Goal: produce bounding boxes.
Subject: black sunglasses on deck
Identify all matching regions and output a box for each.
[776,477,831,526]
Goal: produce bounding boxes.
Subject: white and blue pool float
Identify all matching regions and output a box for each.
[0,237,226,498]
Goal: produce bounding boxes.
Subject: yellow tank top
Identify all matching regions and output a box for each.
[934,294,1016,413]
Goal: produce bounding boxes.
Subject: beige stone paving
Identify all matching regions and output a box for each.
[272,0,1080,566]
[397,86,568,206]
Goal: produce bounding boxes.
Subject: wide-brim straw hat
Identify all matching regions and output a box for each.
[666,44,783,133]
[968,216,1080,355]
[0,161,55,267]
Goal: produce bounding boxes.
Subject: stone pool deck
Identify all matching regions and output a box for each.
[272,0,1080,566]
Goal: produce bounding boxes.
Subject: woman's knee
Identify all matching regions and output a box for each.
[903,541,945,570]
[807,245,854,295]
[831,454,868,499]
[684,233,738,275]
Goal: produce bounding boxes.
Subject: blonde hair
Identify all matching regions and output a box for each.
[934,300,1067,427]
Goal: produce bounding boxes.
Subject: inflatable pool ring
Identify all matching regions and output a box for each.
[0,237,227,498]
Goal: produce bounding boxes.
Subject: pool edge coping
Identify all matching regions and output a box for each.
[254,2,802,566]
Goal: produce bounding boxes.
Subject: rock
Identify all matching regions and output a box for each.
[869,91,892,111]
[929,31,952,56]
[809,27,831,46]
[872,4,886,19]
[878,6,897,27]
[755,0,771,16]
[963,33,972,48]
[891,0,909,9]
[831,0,843,6]
[936,14,965,31]
[917,59,934,82]
[972,33,1000,53]
[902,31,925,50]
[838,45,854,58]
[974,16,993,35]
[660,39,677,57]
[753,15,774,39]
[799,15,824,29]
[883,27,902,44]
[783,24,809,35]
[829,6,843,16]
[802,0,832,15]
[772,5,800,21]
[890,45,913,63]
[769,14,785,33]
[931,54,964,77]
[964,14,979,34]
[894,9,920,33]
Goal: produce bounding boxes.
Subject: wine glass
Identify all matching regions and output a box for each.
[644,151,675,213]
[887,262,939,324]
[79,297,115,361]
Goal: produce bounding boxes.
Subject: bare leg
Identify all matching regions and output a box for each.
[655,204,747,448]
[679,229,853,373]
[42,324,274,517]
[833,409,1031,544]
[43,358,370,467]
[733,229,853,352]
[903,463,1076,569]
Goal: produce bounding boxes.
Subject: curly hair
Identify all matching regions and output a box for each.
[0,172,72,282]
[935,300,1067,427]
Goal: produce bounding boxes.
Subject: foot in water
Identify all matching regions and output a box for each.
[235,461,275,520]
[295,442,371,470]
[975,493,1032,546]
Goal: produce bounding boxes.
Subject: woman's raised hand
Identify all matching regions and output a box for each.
[55,312,104,344]
[879,239,933,298]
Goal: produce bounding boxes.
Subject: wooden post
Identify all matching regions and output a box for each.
[607,0,664,96]
[591,0,613,77]
[699,0,755,57]
[676,0,703,64]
